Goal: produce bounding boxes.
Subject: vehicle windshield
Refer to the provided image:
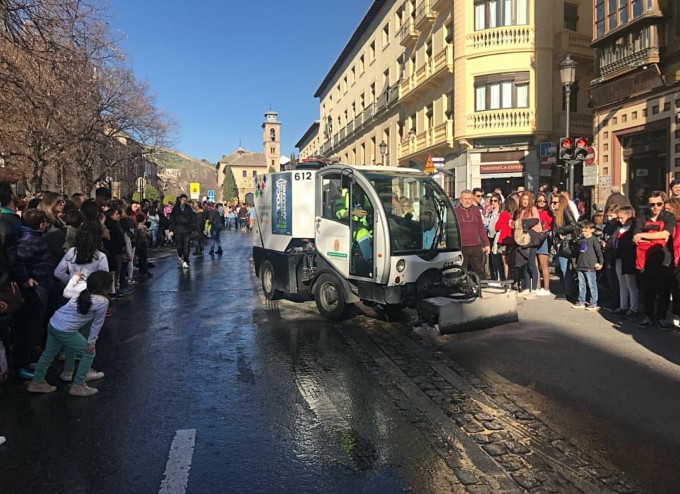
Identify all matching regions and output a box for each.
[364,171,461,255]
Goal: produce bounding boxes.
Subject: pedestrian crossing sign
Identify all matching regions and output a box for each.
[424,155,435,174]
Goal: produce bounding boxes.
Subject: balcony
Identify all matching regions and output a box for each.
[466,109,535,137]
[553,112,593,137]
[338,126,346,142]
[399,45,454,101]
[398,19,419,47]
[597,46,660,81]
[415,1,437,30]
[432,0,449,9]
[399,120,454,161]
[554,30,594,60]
[465,25,534,54]
[376,83,400,113]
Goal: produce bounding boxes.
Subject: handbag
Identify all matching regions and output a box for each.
[513,220,531,247]
[0,281,25,314]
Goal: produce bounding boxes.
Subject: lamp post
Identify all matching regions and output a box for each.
[559,54,577,198]
[379,140,387,166]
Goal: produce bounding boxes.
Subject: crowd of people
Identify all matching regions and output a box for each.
[0,185,255,411]
[454,180,680,329]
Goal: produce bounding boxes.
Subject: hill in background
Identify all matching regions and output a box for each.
[149,149,219,200]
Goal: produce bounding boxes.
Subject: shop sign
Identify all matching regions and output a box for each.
[480,163,524,174]
[583,164,598,186]
[473,137,533,149]
[590,68,663,108]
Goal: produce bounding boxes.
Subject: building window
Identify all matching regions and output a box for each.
[252,171,257,177]
[564,3,579,31]
[271,160,275,166]
[369,40,375,61]
[270,129,276,141]
[242,170,247,178]
[595,0,605,37]
[383,23,390,45]
[474,72,530,111]
[474,0,528,31]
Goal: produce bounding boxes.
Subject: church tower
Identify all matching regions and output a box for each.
[262,111,281,172]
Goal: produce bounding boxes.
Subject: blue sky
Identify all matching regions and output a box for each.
[109,0,370,163]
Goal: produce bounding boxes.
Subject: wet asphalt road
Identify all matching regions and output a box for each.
[0,231,676,493]
[0,232,451,494]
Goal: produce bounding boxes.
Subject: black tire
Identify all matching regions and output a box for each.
[314,273,348,320]
[261,260,282,300]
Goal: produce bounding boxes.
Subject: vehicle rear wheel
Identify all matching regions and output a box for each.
[314,273,348,320]
[261,260,282,300]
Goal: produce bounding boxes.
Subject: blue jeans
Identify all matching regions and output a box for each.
[578,270,598,306]
[557,255,574,298]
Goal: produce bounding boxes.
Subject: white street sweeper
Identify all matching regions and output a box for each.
[252,162,517,334]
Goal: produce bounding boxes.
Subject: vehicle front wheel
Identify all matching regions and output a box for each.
[261,260,282,300]
[314,273,348,320]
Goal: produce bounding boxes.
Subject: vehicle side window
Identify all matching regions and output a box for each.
[321,174,353,223]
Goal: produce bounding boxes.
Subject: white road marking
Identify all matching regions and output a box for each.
[158,429,197,494]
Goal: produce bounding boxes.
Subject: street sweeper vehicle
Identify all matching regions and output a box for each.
[252,163,518,334]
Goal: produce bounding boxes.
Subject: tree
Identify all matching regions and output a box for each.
[222,165,238,203]
[268,166,276,174]
[132,184,160,202]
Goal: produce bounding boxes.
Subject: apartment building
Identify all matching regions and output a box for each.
[300,1,595,196]
[589,0,680,208]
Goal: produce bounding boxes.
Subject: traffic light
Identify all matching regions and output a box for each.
[574,137,589,161]
[559,137,575,161]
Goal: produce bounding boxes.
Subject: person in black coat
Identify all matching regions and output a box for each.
[169,194,195,267]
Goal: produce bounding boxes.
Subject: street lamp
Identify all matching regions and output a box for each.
[559,54,577,198]
[379,140,387,166]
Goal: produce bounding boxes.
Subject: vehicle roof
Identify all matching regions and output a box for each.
[325,164,423,174]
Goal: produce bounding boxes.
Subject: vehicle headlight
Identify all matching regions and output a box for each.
[396,259,406,272]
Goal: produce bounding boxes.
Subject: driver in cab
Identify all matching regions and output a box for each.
[335,188,373,274]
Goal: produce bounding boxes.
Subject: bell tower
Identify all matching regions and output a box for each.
[262,110,281,171]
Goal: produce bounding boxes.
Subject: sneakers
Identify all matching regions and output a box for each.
[585,303,600,311]
[638,316,654,328]
[181,261,189,269]
[119,287,134,296]
[625,310,638,319]
[59,369,105,383]
[27,381,56,393]
[524,291,537,300]
[536,288,552,296]
[571,302,586,309]
[69,383,98,397]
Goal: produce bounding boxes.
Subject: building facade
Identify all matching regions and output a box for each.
[589,0,680,209]
[299,0,595,197]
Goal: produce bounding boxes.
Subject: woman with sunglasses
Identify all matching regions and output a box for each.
[484,193,504,281]
[535,193,553,296]
[552,194,579,301]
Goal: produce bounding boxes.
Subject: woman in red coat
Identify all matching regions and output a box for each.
[495,196,518,282]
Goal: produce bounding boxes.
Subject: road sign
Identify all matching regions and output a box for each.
[207,189,215,202]
[540,142,554,157]
[190,182,200,200]
[584,146,597,166]
[540,156,553,170]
